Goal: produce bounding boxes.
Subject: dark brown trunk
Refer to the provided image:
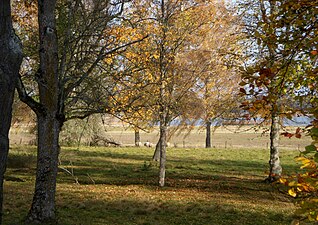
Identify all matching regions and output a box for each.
[25,0,60,223]
[0,89,15,225]
[152,139,161,161]
[0,1,23,224]
[266,109,282,183]
[205,121,212,148]
[134,129,140,146]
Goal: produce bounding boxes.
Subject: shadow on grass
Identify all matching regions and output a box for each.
[7,148,296,201]
[58,148,297,177]
[56,158,292,206]
[4,185,294,225]
[67,147,300,172]
[55,197,293,225]
[7,153,37,169]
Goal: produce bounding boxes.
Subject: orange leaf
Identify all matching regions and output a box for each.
[311,50,318,56]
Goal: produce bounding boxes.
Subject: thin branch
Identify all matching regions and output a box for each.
[64,35,148,98]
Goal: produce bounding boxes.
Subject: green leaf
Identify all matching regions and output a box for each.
[304,145,317,154]
[310,128,318,138]
[314,153,318,163]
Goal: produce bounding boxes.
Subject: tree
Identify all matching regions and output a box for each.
[0,1,23,224]
[239,0,280,182]
[268,0,318,222]
[237,0,316,182]
[13,0,147,223]
[189,3,242,148]
[126,0,218,186]
[17,0,61,223]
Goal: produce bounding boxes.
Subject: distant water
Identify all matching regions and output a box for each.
[283,116,313,126]
[170,116,313,127]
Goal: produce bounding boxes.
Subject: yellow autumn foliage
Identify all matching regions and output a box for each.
[283,127,318,222]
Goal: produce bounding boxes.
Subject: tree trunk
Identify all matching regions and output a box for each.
[159,124,167,187]
[205,120,212,148]
[134,129,140,146]
[25,0,61,223]
[266,109,282,183]
[0,1,23,224]
[152,139,161,161]
[26,116,61,224]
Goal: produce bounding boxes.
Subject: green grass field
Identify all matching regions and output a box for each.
[3,145,303,225]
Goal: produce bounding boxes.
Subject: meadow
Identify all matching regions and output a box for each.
[3,144,304,225]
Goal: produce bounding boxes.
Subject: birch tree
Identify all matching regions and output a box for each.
[238,0,317,182]
[126,0,218,186]
[190,3,242,148]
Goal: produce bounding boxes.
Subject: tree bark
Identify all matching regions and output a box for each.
[25,0,61,223]
[0,1,23,224]
[134,129,140,146]
[152,139,161,161]
[159,123,167,187]
[266,109,282,183]
[26,115,61,224]
[205,120,212,148]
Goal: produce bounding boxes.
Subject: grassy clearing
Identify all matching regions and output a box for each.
[3,146,301,225]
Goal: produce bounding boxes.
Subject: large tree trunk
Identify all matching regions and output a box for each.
[266,109,282,183]
[0,1,23,224]
[25,0,61,223]
[26,116,61,223]
[205,120,212,148]
[159,124,167,187]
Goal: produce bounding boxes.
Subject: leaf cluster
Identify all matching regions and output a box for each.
[281,127,318,222]
[238,0,318,124]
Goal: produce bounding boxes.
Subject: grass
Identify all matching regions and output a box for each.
[3,146,302,225]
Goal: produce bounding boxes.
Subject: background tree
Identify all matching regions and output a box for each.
[0,1,23,224]
[126,0,225,186]
[189,3,242,148]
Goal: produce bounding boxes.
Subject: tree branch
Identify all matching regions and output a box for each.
[16,75,45,116]
[64,35,149,98]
